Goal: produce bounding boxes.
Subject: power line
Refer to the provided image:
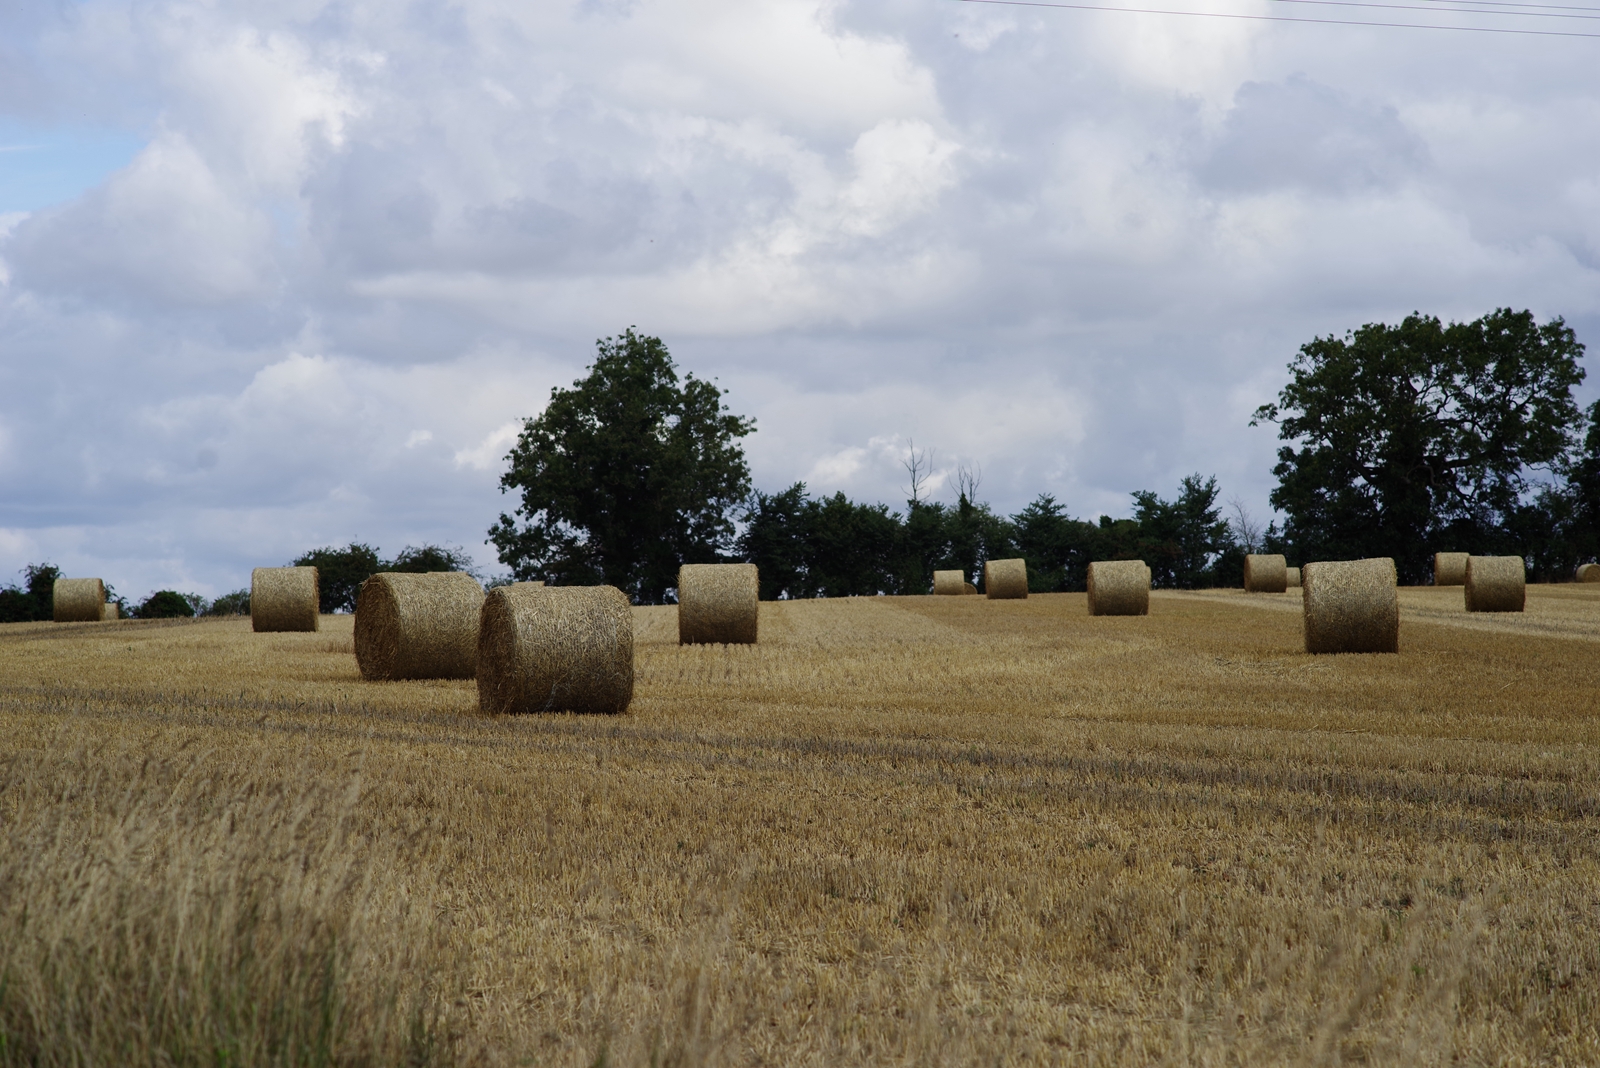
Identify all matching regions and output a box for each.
[950,0,1600,36]
[1276,0,1600,21]
[1406,0,1600,13]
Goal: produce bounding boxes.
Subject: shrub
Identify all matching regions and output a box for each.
[136,591,197,619]
[207,589,251,616]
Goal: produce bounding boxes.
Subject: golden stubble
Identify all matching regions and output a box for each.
[1,586,1598,1066]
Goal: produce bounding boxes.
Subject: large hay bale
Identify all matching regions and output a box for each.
[678,563,758,644]
[1302,558,1399,654]
[101,602,119,621]
[1465,555,1525,613]
[1577,563,1600,583]
[52,578,105,622]
[1243,554,1287,593]
[1285,566,1301,589]
[983,559,1028,599]
[354,571,486,680]
[1087,560,1150,616]
[932,570,966,596]
[478,583,633,714]
[1434,552,1468,587]
[251,567,319,633]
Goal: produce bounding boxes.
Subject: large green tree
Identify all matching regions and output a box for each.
[1253,309,1585,583]
[1132,474,1232,589]
[490,330,755,604]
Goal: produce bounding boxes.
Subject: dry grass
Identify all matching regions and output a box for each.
[3,588,1600,1066]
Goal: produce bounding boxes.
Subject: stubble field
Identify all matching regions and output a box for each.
[2,586,1598,1066]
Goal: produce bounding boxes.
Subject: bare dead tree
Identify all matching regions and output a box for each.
[1228,496,1263,554]
[903,440,935,504]
[955,463,982,504]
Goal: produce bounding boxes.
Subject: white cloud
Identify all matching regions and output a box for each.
[1,0,1598,595]
[455,421,523,472]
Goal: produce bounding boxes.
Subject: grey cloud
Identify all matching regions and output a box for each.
[1,0,1597,598]
[1198,76,1430,194]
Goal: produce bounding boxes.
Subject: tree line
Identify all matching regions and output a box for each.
[0,544,475,621]
[5,309,1589,613]
[491,312,1593,602]
[738,475,1245,598]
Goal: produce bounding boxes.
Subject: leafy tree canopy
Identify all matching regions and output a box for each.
[1132,475,1232,589]
[489,329,755,604]
[293,543,474,612]
[0,563,61,623]
[1253,308,1585,583]
[294,543,383,614]
[135,590,196,619]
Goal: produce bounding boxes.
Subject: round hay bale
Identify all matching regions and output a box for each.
[932,570,966,596]
[1576,563,1600,583]
[251,567,319,632]
[101,602,119,621]
[52,578,105,622]
[983,558,1028,599]
[1243,554,1287,593]
[1285,566,1301,589]
[355,571,486,680]
[478,583,633,714]
[1302,558,1398,654]
[1465,555,1525,613]
[1087,560,1150,616]
[1434,552,1468,587]
[678,563,758,644]
[963,582,979,595]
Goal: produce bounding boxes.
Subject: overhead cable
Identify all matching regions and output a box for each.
[949,0,1600,36]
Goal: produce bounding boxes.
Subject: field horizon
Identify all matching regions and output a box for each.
[3,587,1597,1065]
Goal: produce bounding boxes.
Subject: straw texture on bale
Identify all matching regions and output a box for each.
[1086,560,1150,616]
[983,559,1028,599]
[52,578,105,622]
[932,570,966,596]
[1434,552,1469,587]
[354,571,486,681]
[1302,558,1399,654]
[100,602,118,621]
[1577,563,1600,583]
[963,582,978,595]
[478,583,633,714]
[1243,554,1287,593]
[1285,566,1301,589]
[678,563,759,645]
[1465,556,1526,613]
[251,567,320,633]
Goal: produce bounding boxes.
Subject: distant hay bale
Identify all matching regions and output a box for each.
[1285,566,1301,589]
[1243,554,1287,593]
[963,582,978,595]
[1464,556,1525,613]
[1087,560,1150,616]
[1302,558,1399,654]
[1577,563,1600,583]
[1434,552,1469,587]
[678,563,759,644]
[478,583,633,714]
[932,570,966,596]
[354,571,486,681]
[983,559,1028,599]
[52,578,105,622]
[251,567,320,633]
[101,602,119,621]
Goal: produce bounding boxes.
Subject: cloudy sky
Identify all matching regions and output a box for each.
[2,0,1598,598]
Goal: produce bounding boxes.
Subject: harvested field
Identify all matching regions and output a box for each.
[2,589,1599,1066]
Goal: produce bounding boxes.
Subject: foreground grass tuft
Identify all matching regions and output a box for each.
[0,746,449,1068]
